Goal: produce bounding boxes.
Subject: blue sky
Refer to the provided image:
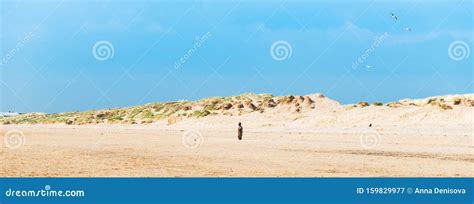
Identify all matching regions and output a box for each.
[1,0,472,113]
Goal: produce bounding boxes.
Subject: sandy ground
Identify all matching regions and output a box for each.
[1,122,472,177]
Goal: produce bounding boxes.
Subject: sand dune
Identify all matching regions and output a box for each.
[0,93,473,177]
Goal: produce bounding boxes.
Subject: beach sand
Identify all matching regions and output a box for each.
[1,94,473,177]
[1,123,472,177]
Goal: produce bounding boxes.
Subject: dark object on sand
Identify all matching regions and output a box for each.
[369,123,372,127]
[238,122,243,140]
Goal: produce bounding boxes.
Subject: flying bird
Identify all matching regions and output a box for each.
[403,27,411,32]
[390,12,398,20]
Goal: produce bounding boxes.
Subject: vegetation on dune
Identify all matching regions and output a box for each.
[358,101,369,107]
[2,93,469,125]
[427,98,453,110]
[372,102,383,106]
[453,98,461,105]
[0,93,277,125]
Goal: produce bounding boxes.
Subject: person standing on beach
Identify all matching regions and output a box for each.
[238,122,243,140]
